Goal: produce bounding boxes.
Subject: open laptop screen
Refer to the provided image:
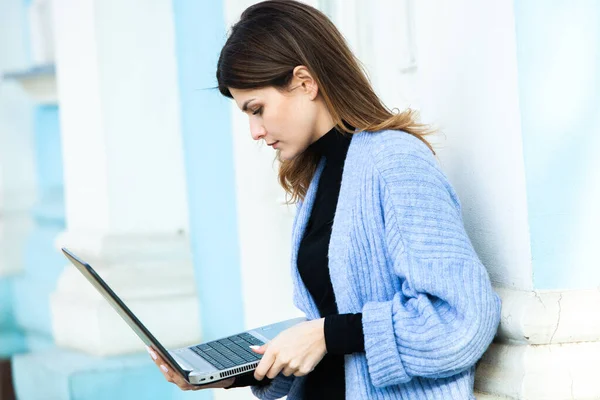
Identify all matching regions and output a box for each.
[61,247,190,380]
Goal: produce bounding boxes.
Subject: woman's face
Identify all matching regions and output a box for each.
[229,66,333,161]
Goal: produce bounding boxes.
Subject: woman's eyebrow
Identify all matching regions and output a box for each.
[242,98,256,112]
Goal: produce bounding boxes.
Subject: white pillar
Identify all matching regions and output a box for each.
[49,0,200,355]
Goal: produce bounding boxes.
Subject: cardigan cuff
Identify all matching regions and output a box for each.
[362,300,411,387]
[324,313,365,354]
[249,373,296,399]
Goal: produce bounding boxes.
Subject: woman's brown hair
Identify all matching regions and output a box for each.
[217,0,436,204]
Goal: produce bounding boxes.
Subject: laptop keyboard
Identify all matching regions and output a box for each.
[190,332,265,370]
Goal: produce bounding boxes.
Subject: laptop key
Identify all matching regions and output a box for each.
[209,342,246,365]
[204,348,236,369]
[197,350,227,370]
[191,333,265,371]
[225,341,261,361]
[242,335,265,346]
[226,344,256,362]
[190,347,226,370]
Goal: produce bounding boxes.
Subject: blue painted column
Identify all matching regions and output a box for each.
[10,105,66,351]
[172,0,245,343]
[514,1,600,289]
[0,281,26,358]
[0,0,32,361]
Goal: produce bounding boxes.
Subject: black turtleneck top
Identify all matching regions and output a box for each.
[227,125,365,397]
[297,125,365,398]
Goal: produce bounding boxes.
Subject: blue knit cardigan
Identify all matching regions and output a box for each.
[251,130,501,399]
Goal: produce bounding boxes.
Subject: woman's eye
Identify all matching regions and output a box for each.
[252,107,262,116]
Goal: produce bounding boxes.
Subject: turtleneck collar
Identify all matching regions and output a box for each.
[308,123,353,165]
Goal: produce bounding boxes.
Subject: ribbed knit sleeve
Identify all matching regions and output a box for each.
[361,133,502,388]
[249,373,295,400]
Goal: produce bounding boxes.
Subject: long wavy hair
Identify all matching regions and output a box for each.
[217,0,437,204]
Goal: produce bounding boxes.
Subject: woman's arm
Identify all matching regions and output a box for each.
[361,139,502,388]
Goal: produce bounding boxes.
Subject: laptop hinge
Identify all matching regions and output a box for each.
[170,352,194,372]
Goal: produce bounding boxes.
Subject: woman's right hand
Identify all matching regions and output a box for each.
[147,346,236,390]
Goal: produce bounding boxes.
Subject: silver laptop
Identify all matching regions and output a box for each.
[61,247,306,385]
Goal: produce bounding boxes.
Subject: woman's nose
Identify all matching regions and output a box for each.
[250,120,266,141]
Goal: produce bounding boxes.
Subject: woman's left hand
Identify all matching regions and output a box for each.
[251,318,327,380]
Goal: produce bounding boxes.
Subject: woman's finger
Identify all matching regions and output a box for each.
[250,344,267,354]
[147,347,235,390]
[160,363,194,389]
[293,363,314,377]
[147,346,165,368]
[253,348,275,381]
[265,357,286,380]
[147,346,196,390]
[157,362,174,383]
[281,365,296,377]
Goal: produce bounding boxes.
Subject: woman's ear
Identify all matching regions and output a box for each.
[292,65,319,100]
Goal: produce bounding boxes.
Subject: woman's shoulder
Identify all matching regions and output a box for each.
[353,129,461,212]
[354,129,438,167]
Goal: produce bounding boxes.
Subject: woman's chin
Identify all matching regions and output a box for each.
[278,149,291,161]
[277,147,303,161]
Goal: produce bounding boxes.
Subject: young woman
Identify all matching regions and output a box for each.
[150,1,502,398]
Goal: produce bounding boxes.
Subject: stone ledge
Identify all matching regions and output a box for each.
[476,341,600,399]
[55,231,193,264]
[51,283,201,356]
[2,65,57,105]
[12,348,212,400]
[475,393,512,400]
[496,287,600,345]
[474,287,600,399]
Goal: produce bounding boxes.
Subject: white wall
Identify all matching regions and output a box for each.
[327,1,532,290]
[411,1,532,290]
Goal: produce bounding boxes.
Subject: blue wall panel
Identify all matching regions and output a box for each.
[514,0,600,289]
[11,105,65,348]
[172,0,245,345]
